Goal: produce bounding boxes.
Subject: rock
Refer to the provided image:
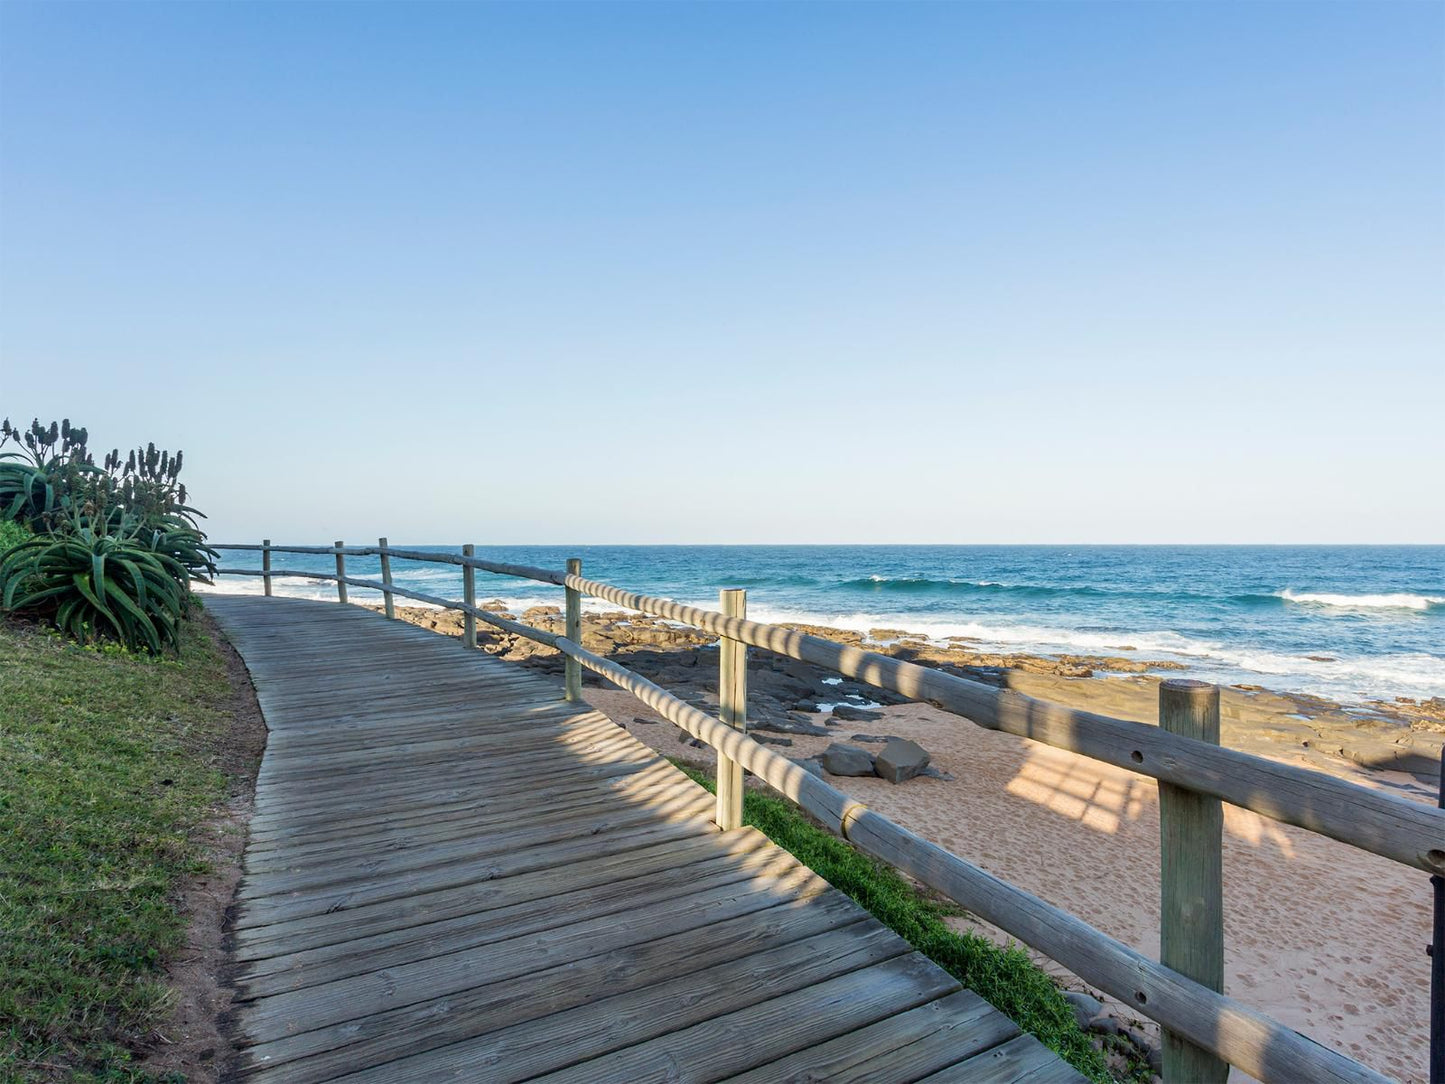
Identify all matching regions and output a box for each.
[1337,737,1441,775]
[1064,991,1104,1030]
[875,738,931,784]
[919,766,955,781]
[850,733,898,745]
[831,705,885,722]
[632,716,658,726]
[482,599,512,612]
[820,743,877,777]
[751,720,834,737]
[754,735,794,747]
[793,757,825,778]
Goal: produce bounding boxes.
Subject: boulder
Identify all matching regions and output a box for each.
[793,757,825,778]
[1064,991,1104,1031]
[875,738,931,784]
[820,743,878,777]
[831,705,885,722]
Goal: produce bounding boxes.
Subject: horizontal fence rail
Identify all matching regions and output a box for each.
[212,541,1443,1084]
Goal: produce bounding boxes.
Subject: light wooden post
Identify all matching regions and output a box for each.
[1159,678,1227,1084]
[564,558,583,702]
[716,588,747,831]
[262,539,272,597]
[462,544,476,649]
[334,540,348,604]
[378,537,394,619]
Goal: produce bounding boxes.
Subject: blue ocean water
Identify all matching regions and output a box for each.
[208,545,1445,707]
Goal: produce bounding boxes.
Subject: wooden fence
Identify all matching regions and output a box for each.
[213,540,1445,1084]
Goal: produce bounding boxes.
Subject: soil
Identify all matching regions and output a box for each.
[135,612,265,1083]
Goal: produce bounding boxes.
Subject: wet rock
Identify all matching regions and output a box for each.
[831,705,885,722]
[875,738,931,784]
[820,743,877,777]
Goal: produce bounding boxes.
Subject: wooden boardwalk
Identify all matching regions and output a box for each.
[210,594,1085,1083]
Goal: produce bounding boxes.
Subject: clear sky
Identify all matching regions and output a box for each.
[1,2,1441,544]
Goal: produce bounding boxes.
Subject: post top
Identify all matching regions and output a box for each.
[1162,678,1212,690]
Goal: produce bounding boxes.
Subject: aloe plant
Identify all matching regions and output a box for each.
[0,524,190,653]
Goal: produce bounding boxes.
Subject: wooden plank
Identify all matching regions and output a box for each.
[237,871,838,1043]
[522,952,961,1084]
[914,1033,1086,1083]
[240,782,716,879]
[232,829,775,960]
[237,894,878,1080]
[237,790,715,898]
[721,988,1019,1084]
[231,817,717,930]
[243,770,703,861]
[237,840,813,997]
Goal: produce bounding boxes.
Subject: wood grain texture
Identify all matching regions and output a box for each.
[1158,679,1227,1084]
[208,594,1044,1083]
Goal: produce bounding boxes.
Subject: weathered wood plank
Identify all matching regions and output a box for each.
[915,1033,1086,1083]
[720,988,1019,1083]
[238,895,878,1080]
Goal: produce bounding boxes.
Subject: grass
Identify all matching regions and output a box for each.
[672,761,1136,1083]
[0,609,238,1082]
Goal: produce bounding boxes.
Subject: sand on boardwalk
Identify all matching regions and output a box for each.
[587,686,1433,1084]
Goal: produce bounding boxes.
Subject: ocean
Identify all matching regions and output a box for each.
[206,545,1445,708]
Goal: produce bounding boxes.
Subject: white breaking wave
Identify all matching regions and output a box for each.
[738,603,1445,704]
[1277,589,1444,612]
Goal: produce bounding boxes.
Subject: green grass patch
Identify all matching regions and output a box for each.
[673,762,1123,1083]
[0,611,239,1082]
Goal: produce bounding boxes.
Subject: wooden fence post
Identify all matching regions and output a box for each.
[716,588,747,831]
[564,558,582,702]
[1159,678,1227,1084]
[262,539,272,597]
[462,544,476,649]
[378,537,394,619]
[334,540,347,605]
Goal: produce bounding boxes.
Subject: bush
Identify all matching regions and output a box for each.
[1,526,192,653]
[0,416,213,654]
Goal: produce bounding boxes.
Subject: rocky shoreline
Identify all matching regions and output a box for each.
[388,601,1445,790]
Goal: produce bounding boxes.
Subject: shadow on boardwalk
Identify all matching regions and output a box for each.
[209,594,1083,1083]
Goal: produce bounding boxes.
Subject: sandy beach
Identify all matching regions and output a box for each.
[392,604,1438,1083]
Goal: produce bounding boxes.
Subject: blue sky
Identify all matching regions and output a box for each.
[1,2,1440,544]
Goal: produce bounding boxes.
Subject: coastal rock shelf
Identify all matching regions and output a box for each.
[208,594,1084,1083]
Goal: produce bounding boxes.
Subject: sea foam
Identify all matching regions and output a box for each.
[1277,589,1444,612]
